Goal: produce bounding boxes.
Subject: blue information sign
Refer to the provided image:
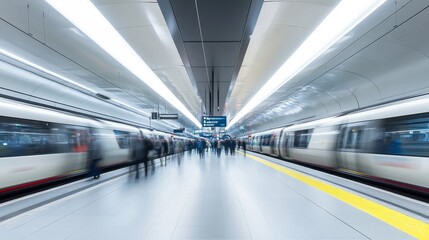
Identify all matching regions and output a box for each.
[201,116,227,127]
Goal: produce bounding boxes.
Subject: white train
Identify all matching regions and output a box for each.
[0,98,188,196]
[245,95,429,193]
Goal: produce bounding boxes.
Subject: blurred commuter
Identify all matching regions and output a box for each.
[176,140,184,164]
[143,136,154,176]
[196,139,203,159]
[207,141,211,153]
[154,138,161,163]
[87,132,102,179]
[242,140,246,157]
[237,140,241,150]
[202,139,207,156]
[211,140,216,152]
[169,139,175,159]
[216,139,222,157]
[161,139,168,166]
[224,139,230,155]
[230,139,236,156]
[132,134,144,179]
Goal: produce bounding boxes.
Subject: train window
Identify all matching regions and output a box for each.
[67,127,89,152]
[345,128,363,149]
[271,135,277,148]
[262,135,271,146]
[293,129,313,148]
[0,117,81,157]
[378,114,429,157]
[337,128,346,149]
[113,130,131,149]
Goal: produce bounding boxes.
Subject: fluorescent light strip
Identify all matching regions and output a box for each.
[0,48,97,93]
[226,0,386,130]
[46,0,202,129]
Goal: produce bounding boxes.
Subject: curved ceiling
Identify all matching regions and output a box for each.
[1,0,429,136]
[226,0,429,135]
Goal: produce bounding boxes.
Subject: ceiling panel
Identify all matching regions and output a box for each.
[185,42,241,67]
[159,0,262,117]
[170,0,251,42]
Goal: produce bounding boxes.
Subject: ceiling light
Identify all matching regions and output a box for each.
[0,48,97,94]
[46,0,202,129]
[226,0,386,130]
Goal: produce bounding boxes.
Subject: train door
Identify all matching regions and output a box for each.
[336,123,368,171]
[282,132,293,159]
[270,134,277,155]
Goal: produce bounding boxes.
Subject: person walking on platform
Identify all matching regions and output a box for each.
[224,139,230,155]
[132,134,144,179]
[169,138,175,159]
[230,139,236,156]
[143,136,153,177]
[161,138,168,166]
[206,140,210,152]
[216,139,222,157]
[176,140,184,165]
[242,140,247,157]
[87,131,102,179]
[201,139,207,158]
[196,139,203,159]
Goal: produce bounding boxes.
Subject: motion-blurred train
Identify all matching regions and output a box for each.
[244,95,429,194]
[0,98,190,196]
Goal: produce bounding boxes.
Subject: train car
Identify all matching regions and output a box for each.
[0,98,181,196]
[248,95,429,193]
[95,120,139,167]
[258,128,283,157]
[0,99,94,194]
[279,117,341,168]
[334,96,429,191]
[251,134,261,152]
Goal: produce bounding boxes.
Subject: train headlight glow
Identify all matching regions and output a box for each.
[226,0,386,130]
[46,0,202,129]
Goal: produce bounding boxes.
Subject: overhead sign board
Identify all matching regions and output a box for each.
[173,128,185,133]
[202,116,227,127]
[151,112,158,119]
[159,114,178,120]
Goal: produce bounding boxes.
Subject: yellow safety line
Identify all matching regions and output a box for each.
[238,151,429,240]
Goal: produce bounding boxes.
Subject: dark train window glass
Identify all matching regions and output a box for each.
[0,117,82,157]
[67,127,89,152]
[0,119,50,157]
[337,128,346,149]
[262,135,271,146]
[113,130,131,149]
[345,128,363,149]
[271,135,277,147]
[293,129,313,148]
[377,114,429,157]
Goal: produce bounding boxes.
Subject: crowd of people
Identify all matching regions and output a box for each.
[194,138,247,159]
[87,134,248,180]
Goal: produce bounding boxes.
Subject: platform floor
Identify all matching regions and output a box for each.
[0,150,428,240]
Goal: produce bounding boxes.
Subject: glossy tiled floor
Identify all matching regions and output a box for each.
[0,150,423,240]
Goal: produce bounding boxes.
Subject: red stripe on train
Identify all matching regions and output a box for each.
[362,174,429,193]
[0,175,64,194]
[0,160,131,195]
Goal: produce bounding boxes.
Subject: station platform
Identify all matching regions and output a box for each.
[0,150,428,240]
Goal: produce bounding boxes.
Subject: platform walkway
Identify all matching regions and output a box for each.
[0,149,428,240]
